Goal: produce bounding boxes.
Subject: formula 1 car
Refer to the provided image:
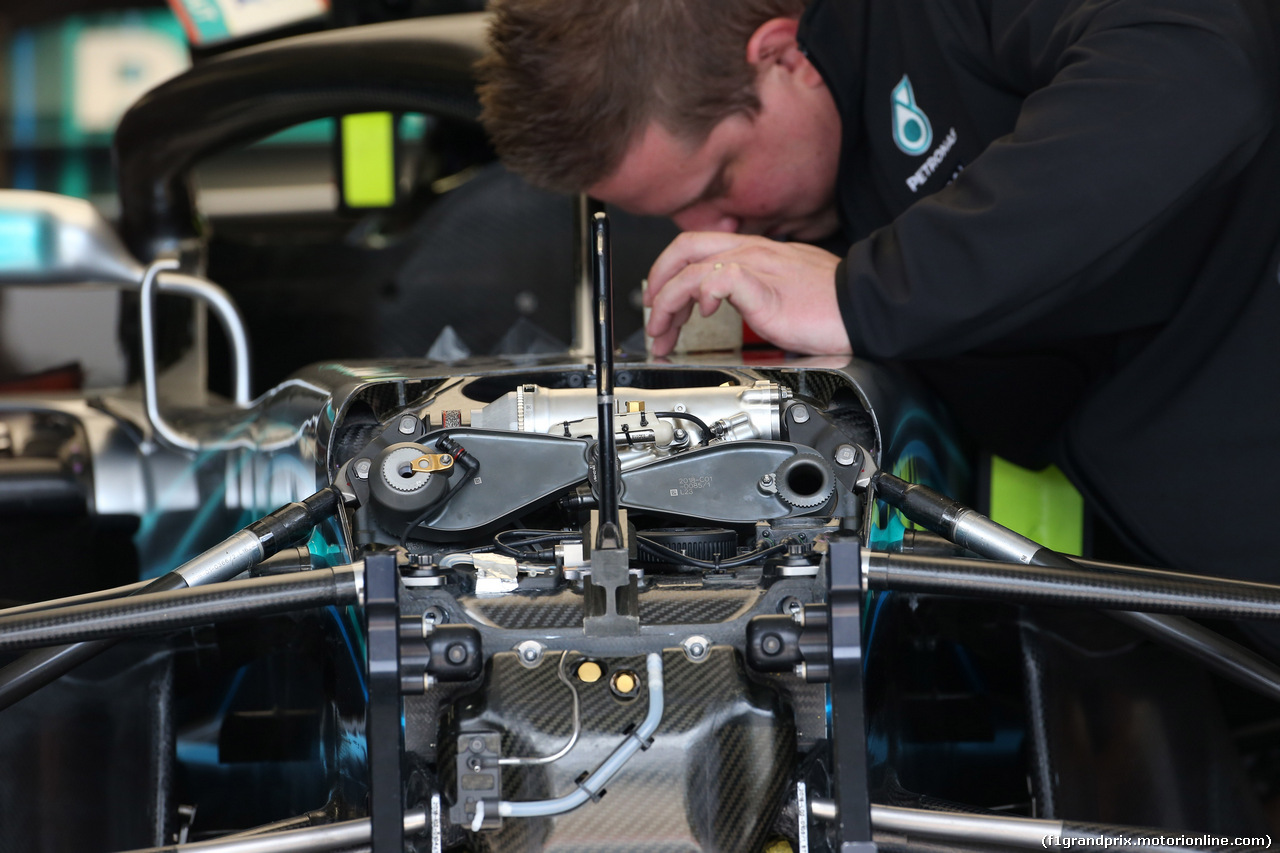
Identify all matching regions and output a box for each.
[1,13,1278,853]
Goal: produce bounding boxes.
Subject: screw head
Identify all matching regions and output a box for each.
[762,634,783,655]
[398,415,419,435]
[682,635,711,662]
[790,404,810,424]
[515,640,544,666]
[447,643,468,664]
[355,458,372,479]
[835,444,858,467]
[469,737,486,754]
[782,597,803,617]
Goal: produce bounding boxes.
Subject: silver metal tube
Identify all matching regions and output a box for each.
[952,509,1041,565]
[140,259,197,452]
[871,805,1062,849]
[173,528,265,588]
[115,811,426,853]
[218,815,315,840]
[499,652,582,766]
[809,797,837,822]
[140,260,255,453]
[155,270,252,406]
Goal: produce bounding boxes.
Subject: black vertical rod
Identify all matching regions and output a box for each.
[572,195,607,355]
[827,536,877,851]
[364,552,404,853]
[591,211,620,535]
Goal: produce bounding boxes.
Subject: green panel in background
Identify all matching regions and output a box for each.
[341,112,396,208]
[988,456,1084,556]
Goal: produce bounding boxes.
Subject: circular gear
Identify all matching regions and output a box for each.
[380,445,435,493]
[774,454,835,509]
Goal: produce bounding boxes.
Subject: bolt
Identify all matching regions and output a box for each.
[398,415,418,435]
[355,459,371,479]
[759,473,777,493]
[682,635,711,662]
[422,606,445,627]
[790,404,810,424]
[782,597,803,618]
[440,454,453,466]
[447,644,468,664]
[762,634,783,655]
[835,444,858,467]
[468,757,483,772]
[515,640,544,666]
[673,428,689,443]
[469,737,486,754]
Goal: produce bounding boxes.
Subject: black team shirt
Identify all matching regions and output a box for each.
[798,0,1280,582]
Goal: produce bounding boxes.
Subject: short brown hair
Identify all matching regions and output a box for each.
[477,0,809,193]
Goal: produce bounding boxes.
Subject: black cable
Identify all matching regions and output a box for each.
[492,529,579,560]
[0,567,360,652]
[653,412,713,446]
[399,438,479,548]
[636,536,788,570]
[398,477,466,548]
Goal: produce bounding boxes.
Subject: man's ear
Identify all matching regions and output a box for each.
[746,18,821,85]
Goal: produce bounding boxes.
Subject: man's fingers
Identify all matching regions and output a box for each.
[646,263,713,336]
[647,232,769,296]
[649,300,692,355]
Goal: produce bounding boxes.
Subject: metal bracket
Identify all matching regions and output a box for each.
[827,535,877,852]
[409,454,455,474]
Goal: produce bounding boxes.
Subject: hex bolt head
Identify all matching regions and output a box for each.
[682,635,711,662]
[790,404,810,424]
[447,644,468,664]
[835,444,858,467]
[355,459,372,479]
[762,634,783,656]
[515,640,544,666]
[398,415,419,435]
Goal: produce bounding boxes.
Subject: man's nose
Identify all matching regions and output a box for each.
[671,207,740,233]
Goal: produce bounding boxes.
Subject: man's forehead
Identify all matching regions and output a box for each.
[588,121,720,217]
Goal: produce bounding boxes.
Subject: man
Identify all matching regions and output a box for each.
[477,0,1280,586]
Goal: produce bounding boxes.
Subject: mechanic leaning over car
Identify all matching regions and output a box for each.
[477,0,1280,592]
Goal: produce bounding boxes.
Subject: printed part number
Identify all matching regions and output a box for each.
[677,476,712,495]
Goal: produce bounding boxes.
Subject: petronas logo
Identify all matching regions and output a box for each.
[891,75,933,156]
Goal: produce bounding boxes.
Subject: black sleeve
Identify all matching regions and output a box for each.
[839,0,1277,360]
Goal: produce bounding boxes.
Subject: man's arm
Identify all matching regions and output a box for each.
[644,233,849,356]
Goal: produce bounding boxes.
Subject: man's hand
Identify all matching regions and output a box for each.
[643,232,852,356]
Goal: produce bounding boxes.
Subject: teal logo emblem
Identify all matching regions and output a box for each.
[891,75,933,156]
